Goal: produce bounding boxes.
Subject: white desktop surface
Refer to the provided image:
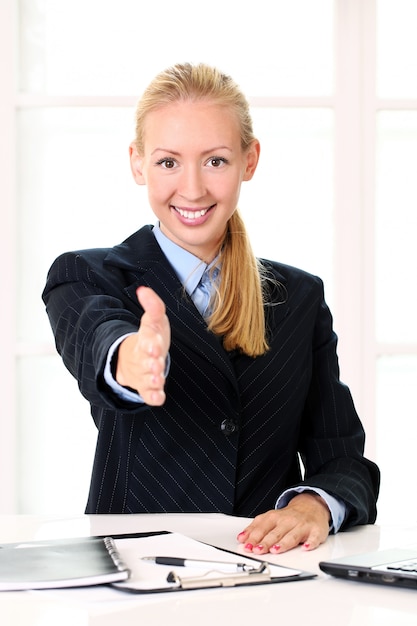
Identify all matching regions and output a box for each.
[0,513,416,625]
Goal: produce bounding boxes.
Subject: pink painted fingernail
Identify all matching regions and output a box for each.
[237,531,247,540]
[244,543,253,551]
[303,542,310,549]
[253,544,264,553]
[270,544,281,553]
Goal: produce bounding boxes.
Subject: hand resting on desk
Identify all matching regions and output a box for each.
[237,492,331,555]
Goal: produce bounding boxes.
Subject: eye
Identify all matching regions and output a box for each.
[156,158,177,169]
[206,157,228,168]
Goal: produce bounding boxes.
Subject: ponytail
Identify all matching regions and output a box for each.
[207,211,269,357]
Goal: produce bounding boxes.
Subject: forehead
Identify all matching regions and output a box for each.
[143,100,241,149]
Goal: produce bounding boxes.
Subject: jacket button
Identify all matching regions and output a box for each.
[220,419,237,435]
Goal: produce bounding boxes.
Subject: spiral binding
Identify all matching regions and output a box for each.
[103,537,130,574]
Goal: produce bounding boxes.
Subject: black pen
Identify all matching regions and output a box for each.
[142,556,255,572]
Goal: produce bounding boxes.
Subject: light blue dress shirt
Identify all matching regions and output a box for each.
[103,224,347,531]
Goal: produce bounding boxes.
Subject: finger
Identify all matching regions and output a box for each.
[236,513,271,543]
[136,287,171,359]
[300,525,329,552]
[268,526,327,554]
[247,525,304,555]
[136,357,167,405]
[237,510,316,555]
[140,388,166,407]
[261,515,329,555]
[236,511,280,551]
[264,528,308,554]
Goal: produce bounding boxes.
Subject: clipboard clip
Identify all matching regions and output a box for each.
[167,562,271,589]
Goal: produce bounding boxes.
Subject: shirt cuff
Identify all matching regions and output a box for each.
[103,333,145,403]
[104,334,171,404]
[275,486,347,533]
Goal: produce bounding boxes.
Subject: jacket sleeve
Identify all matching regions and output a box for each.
[42,250,144,410]
[296,291,380,529]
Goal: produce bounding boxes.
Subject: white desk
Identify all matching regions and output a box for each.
[0,514,416,625]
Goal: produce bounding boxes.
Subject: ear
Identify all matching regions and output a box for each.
[243,139,260,181]
[129,142,146,185]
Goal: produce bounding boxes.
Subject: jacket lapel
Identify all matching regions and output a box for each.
[103,226,238,388]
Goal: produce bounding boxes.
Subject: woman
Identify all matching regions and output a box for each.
[43,63,379,555]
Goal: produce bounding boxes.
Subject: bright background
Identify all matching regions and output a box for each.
[1,0,416,525]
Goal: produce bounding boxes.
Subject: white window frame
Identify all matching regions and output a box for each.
[0,0,18,512]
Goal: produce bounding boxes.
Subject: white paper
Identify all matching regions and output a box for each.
[112,532,302,591]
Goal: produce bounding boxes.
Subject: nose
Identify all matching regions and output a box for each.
[178,165,206,201]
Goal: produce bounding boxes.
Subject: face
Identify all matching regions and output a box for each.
[130,100,260,262]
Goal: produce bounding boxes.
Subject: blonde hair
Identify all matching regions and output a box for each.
[134,63,269,357]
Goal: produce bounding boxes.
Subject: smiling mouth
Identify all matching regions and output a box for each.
[172,205,215,219]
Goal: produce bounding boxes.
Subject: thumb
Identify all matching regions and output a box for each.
[136,286,166,321]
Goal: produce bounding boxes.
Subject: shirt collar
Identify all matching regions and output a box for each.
[152,223,207,296]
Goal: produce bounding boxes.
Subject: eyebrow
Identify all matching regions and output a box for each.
[151,146,233,156]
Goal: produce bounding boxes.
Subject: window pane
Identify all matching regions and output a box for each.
[19,0,334,97]
[376,355,417,525]
[17,354,97,514]
[377,0,417,98]
[16,106,153,344]
[375,111,417,343]
[244,107,335,305]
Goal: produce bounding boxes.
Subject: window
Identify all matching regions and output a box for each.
[1,0,415,523]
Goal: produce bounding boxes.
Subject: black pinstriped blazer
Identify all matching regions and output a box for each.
[42,225,379,525]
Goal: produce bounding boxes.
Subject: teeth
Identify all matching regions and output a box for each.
[175,207,209,219]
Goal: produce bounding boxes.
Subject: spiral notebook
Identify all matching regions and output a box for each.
[0,536,130,591]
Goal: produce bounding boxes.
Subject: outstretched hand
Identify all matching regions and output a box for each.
[237,492,331,554]
[116,286,171,405]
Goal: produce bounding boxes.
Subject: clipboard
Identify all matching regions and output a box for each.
[109,531,316,594]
